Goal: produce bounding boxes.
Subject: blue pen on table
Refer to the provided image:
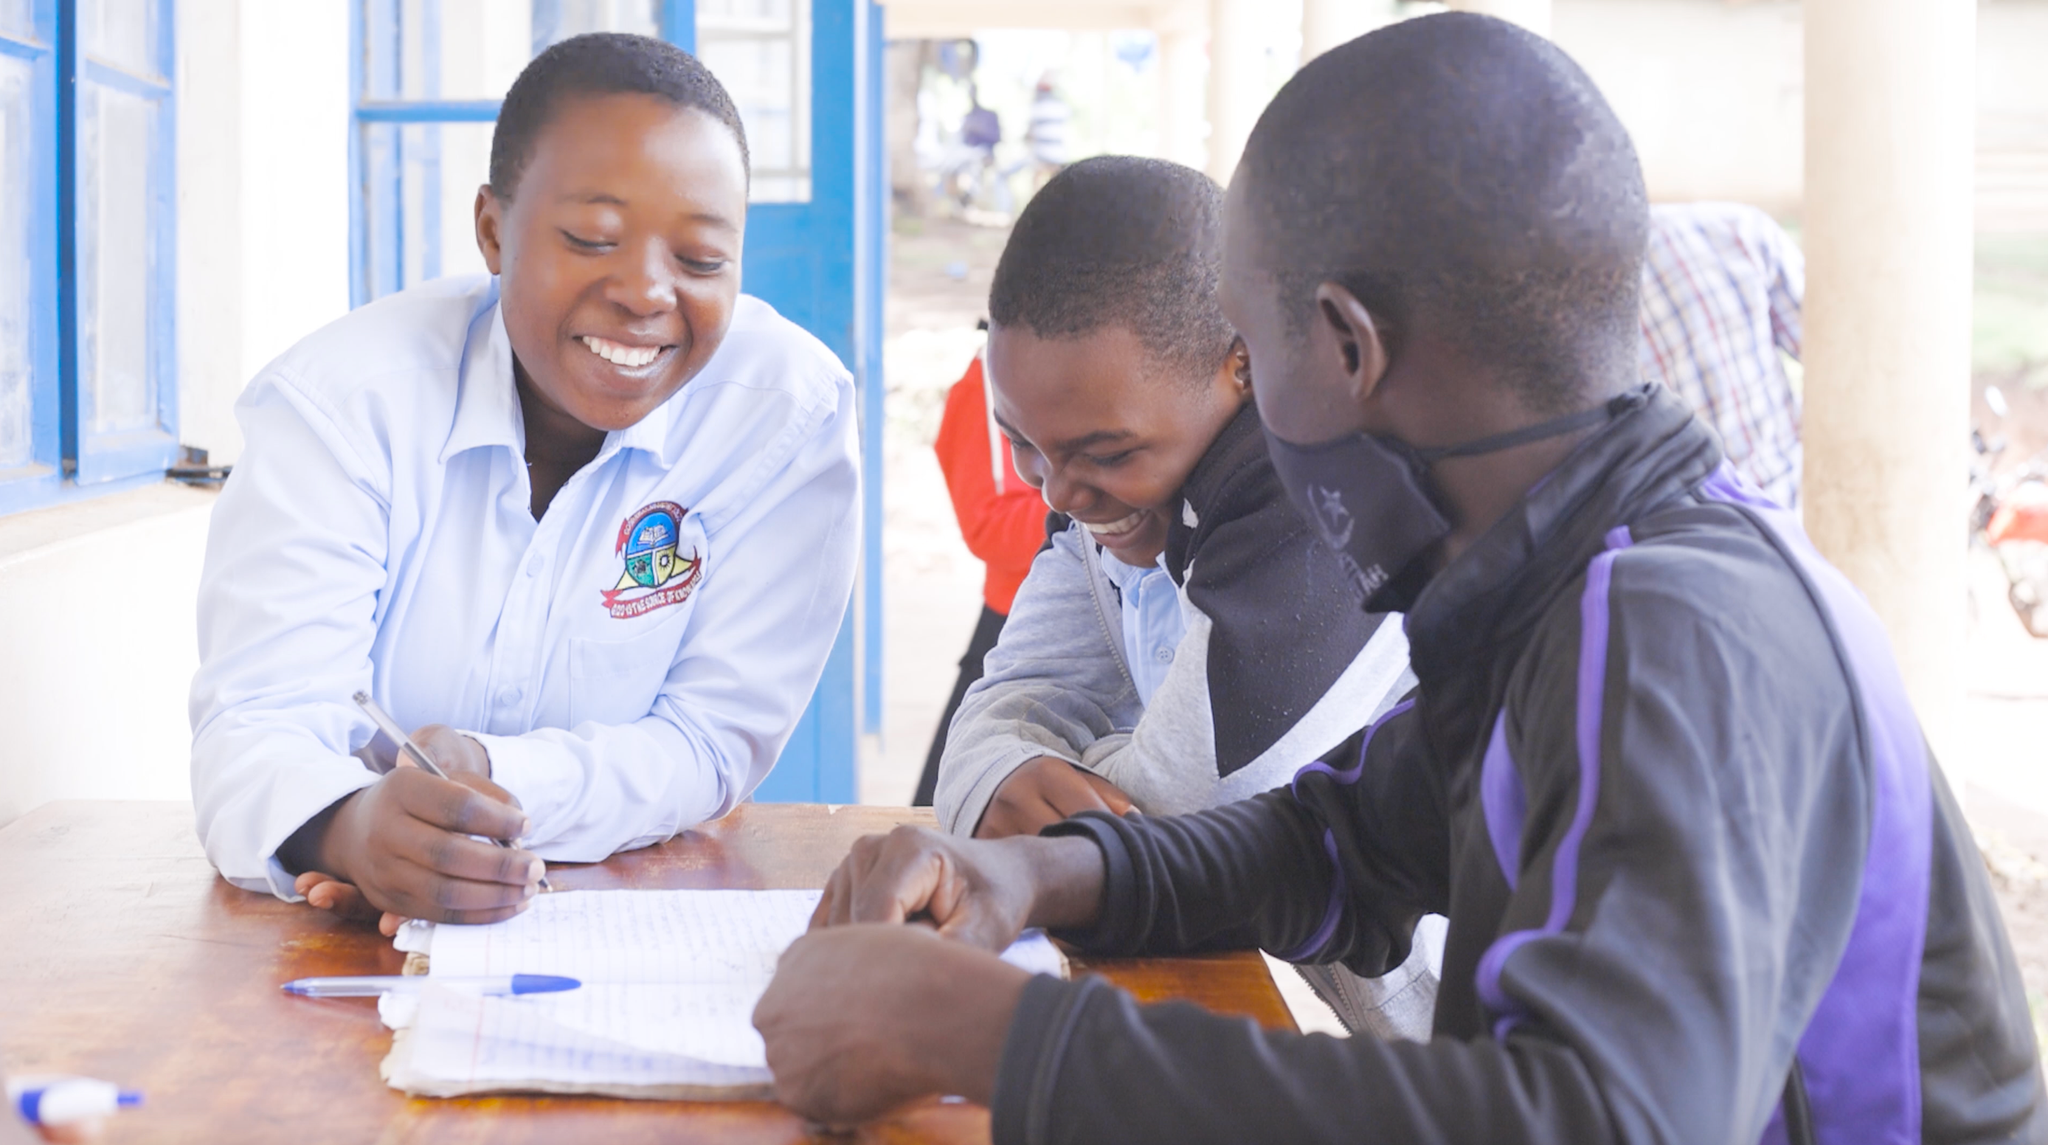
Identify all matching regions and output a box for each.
[283,974,581,998]
[351,691,552,892]
[8,1076,141,1130]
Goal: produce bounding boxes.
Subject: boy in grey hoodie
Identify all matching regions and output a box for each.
[936,157,1412,841]
[934,156,1428,1038]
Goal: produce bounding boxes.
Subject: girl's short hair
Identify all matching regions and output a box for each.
[489,32,748,200]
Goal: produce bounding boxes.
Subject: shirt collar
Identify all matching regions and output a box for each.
[607,386,682,467]
[1098,545,1167,589]
[439,282,684,468]
[440,288,524,464]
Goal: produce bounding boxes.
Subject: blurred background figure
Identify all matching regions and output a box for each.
[945,83,1013,220]
[917,40,1019,222]
[1024,71,1071,193]
[1639,202,1806,507]
[913,331,1051,806]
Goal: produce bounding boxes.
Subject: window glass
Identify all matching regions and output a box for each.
[368,0,531,102]
[368,0,662,103]
[0,56,32,468]
[356,0,701,304]
[365,119,495,293]
[698,0,810,202]
[531,0,658,53]
[0,1,33,42]
[78,0,156,77]
[79,84,155,435]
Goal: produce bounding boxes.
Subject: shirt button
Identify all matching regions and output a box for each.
[1153,646,1174,664]
[498,685,524,707]
[525,556,543,578]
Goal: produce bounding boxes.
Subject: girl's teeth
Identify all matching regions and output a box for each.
[580,336,662,368]
[1084,511,1144,537]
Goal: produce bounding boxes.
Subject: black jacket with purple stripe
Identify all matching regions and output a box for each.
[989,384,2044,1145]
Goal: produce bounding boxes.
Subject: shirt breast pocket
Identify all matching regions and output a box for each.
[567,616,688,728]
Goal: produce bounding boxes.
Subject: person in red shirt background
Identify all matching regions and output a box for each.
[912,333,1051,806]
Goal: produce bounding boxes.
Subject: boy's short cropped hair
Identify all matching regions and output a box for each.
[988,156,1237,386]
[490,32,749,200]
[1238,13,1648,414]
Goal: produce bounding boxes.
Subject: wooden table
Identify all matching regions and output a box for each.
[0,801,1294,1144]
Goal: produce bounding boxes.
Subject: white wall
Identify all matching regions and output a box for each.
[1556,0,2048,224]
[0,1,353,827]
[1556,0,1806,212]
[0,487,214,824]
[1977,0,2048,231]
[237,0,352,429]
[176,0,243,466]
[175,0,353,468]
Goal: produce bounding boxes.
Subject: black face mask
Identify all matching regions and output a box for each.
[1264,399,1621,613]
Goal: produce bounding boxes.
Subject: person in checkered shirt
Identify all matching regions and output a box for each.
[1640,202,1805,507]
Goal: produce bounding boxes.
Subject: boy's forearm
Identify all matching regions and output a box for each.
[1041,794,1342,959]
[1020,834,1109,931]
[905,949,1033,1108]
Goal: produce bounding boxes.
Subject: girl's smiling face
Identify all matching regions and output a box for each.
[476,92,748,433]
[989,323,1249,568]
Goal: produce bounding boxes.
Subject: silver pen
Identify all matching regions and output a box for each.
[351,691,552,892]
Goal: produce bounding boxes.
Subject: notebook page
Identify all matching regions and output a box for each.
[397,889,1068,1093]
[428,889,818,985]
[399,983,774,1090]
[409,891,817,1087]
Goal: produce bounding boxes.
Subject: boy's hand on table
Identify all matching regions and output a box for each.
[283,727,542,926]
[810,826,1108,953]
[975,756,1134,840]
[810,826,1035,951]
[754,923,1029,1125]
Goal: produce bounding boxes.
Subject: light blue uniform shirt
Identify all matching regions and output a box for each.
[189,276,861,897]
[1099,551,1186,707]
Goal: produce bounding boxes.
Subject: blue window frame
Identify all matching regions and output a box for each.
[0,0,176,515]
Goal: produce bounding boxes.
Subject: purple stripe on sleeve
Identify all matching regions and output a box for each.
[1701,465,1930,1145]
[1474,527,1634,1030]
[1291,698,1416,792]
[1277,699,1417,964]
[1275,829,1347,962]
[1479,709,1524,891]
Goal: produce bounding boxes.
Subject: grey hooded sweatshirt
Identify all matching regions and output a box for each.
[935,403,1413,837]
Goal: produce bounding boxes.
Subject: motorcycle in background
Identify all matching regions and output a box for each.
[1971,384,2048,638]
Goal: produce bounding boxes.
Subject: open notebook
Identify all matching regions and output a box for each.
[378,889,1067,1100]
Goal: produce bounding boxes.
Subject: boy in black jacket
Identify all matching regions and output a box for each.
[753,15,2044,1143]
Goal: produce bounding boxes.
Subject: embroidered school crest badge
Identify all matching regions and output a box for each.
[601,501,703,619]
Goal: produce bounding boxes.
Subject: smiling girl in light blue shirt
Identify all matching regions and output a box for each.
[189,34,858,929]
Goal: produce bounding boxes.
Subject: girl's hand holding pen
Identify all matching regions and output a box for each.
[282,724,545,929]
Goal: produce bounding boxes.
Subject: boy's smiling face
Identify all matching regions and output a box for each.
[477,93,747,433]
[988,323,1247,567]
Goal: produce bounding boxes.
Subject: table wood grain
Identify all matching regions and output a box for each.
[0,801,1294,1144]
